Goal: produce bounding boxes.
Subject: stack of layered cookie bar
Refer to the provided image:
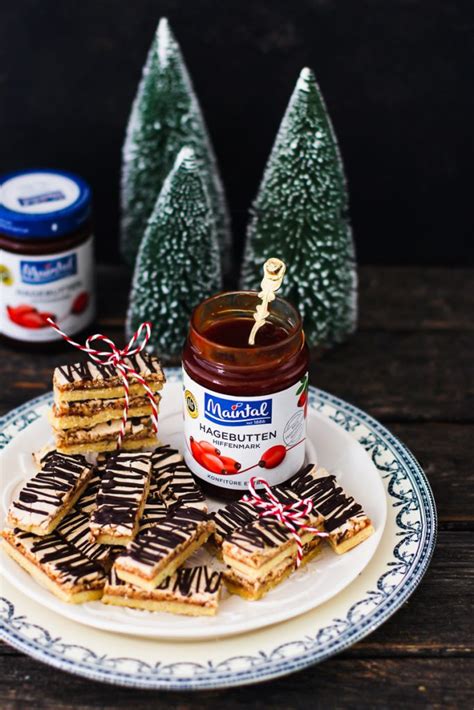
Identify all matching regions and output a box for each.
[209,463,375,600]
[2,445,222,615]
[49,353,165,454]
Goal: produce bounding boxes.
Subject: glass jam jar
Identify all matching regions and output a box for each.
[0,169,95,348]
[182,291,310,500]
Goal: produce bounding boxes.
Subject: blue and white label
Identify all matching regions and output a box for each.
[183,368,309,490]
[205,394,272,426]
[1,237,95,342]
[20,254,77,285]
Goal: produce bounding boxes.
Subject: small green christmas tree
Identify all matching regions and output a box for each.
[126,147,222,361]
[241,67,357,347]
[120,17,231,269]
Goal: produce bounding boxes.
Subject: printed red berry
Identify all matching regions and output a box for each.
[219,456,241,475]
[297,391,307,408]
[71,291,89,315]
[259,444,287,469]
[18,311,48,329]
[7,304,35,320]
[189,436,206,465]
[198,440,221,456]
[200,452,226,474]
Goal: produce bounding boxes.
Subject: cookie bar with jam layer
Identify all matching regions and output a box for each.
[102,565,222,616]
[90,451,152,545]
[113,507,215,591]
[1,527,106,603]
[151,445,207,512]
[221,490,325,601]
[287,464,375,554]
[7,450,94,536]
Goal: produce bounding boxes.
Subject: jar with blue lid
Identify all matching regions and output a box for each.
[0,169,95,347]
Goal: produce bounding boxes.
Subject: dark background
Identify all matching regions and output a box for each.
[1,0,473,267]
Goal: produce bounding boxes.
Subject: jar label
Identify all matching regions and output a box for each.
[0,237,95,342]
[182,367,308,490]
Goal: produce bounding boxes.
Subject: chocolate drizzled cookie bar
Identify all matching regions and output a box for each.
[207,499,259,558]
[55,507,112,568]
[51,353,164,454]
[7,451,94,536]
[288,464,374,554]
[151,445,207,512]
[90,451,152,545]
[1,527,106,603]
[102,566,222,616]
[207,485,295,558]
[113,507,215,591]
[222,491,325,600]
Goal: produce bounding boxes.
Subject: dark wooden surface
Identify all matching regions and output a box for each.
[1,265,472,709]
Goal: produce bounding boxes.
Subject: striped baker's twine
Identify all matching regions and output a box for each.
[243,476,328,567]
[47,319,158,448]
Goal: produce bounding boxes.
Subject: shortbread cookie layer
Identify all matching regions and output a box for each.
[288,464,374,553]
[53,354,165,399]
[53,416,154,447]
[50,401,158,431]
[103,566,222,616]
[114,507,214,590]
[7,451,94,536]
[1,528,106,603]
[90,451,152,545]
[57,435,158,456]
[151,446,207,512]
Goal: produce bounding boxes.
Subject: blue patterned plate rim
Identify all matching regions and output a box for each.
[0,369,437,690]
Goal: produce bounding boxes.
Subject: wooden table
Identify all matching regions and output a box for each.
[1,266,472,708]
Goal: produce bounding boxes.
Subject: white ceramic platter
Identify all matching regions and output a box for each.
[0,369,437,689]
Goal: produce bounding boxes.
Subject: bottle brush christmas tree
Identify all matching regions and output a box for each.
[126,147,222,361]
[241,67,357,348]
[120,17,231,269]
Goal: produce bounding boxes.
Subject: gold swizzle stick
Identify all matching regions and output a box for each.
[248,258,286,346]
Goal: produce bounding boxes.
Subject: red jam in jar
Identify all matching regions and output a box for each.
[182,291,310,499]
[0,169,95,348]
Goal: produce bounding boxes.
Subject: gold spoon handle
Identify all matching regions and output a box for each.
[248,258,286,346]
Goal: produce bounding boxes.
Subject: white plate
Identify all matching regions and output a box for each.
[0,371,436,689]
[0,375,386,640]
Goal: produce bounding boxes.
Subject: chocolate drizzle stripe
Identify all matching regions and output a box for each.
[151,446,206,509]
[116,507,208,570]
[55,353,163,385]
[287,468,367,533]
[11,529,105,587]
[90,452,151,532]
[10,452,91,522]
[109,565,221,597]
[55,508,110,563]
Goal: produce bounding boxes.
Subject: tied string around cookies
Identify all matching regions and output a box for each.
[47,319,158,448]
[242,476,328,567]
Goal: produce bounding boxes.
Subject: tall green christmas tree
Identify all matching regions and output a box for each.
[120,17,231,269]
[241,67,357,347]
[126,147,222,361]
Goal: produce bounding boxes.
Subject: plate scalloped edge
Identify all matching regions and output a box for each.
[0,369,437,690]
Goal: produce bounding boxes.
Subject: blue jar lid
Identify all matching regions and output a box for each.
[0,169,92,239]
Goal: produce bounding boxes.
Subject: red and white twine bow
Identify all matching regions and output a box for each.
[47,319,158,448]
[243,477,328,567]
